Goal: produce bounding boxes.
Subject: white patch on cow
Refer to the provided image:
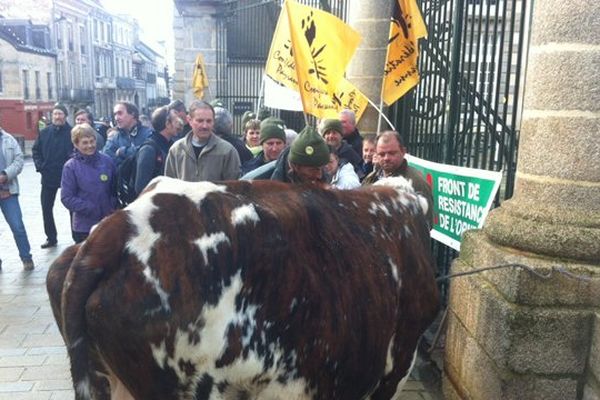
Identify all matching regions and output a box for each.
[75,376,92,400]
[128,178,227,314]
[126,200,160,265]
[150,272,312,399]
[390,348,418,400]
[388,258,401,286]
[231,204,260,226]
[151,340,168,369]
[143,176,227,205]
[195,232,231,265]
[384,334,396,374]
[289,297,298,312]
[368,201,392,217]
[374,176,414,192]
[150,271,244,385]
[374,176,429,216]
[142,267,171,312]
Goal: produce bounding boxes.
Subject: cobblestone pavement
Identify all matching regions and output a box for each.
[0,157,442,399]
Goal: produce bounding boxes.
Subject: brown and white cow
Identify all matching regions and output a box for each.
[47,176,439,400]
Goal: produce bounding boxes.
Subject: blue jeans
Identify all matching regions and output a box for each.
[0,194,32,261]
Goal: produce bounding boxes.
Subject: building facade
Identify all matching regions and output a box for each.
[0,0,168,127]
[112,14,135,106]
[52,0,95,117]
[0,20,56,140]
[90,6,115,121]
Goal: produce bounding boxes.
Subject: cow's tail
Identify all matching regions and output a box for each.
[46,244,81,341]
[60,212,130,400]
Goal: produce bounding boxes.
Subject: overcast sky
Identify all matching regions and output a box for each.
[101,0,175,70]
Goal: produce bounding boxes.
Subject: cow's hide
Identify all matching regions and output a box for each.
[47,177,439,400]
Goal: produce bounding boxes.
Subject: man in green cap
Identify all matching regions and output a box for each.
[319,118,362,173]
[241,118,287,175]
[271,125,329,184]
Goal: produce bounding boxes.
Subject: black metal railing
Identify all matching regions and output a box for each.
[391,0,532,300]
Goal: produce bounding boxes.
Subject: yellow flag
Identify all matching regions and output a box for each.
[381,0,427,106]
[285,0,361,118]
[315,78,369,121]
[332,79,369,122]
[265,4,298,91]
[192,54,209,99]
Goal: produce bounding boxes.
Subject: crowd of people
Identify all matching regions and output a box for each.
[0,99,433,271]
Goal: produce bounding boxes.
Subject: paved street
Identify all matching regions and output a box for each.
[0,155,442,400]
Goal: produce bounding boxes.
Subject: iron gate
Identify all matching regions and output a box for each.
[392,0,533,300]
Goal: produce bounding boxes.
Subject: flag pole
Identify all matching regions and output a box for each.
[375,99,385,133]
[255,75,265,116]
[303,112,310,127]
[368,97,395,131]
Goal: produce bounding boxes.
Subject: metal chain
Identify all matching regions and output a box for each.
[436,263,595,282]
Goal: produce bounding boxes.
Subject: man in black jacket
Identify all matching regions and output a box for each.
[134,106,181,195]
[339,109,363,157]
[214,106,252,165]
[32,103,73,248]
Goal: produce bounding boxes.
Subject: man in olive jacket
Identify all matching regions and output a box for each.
[164,100,240,182]
[32,104,73,248]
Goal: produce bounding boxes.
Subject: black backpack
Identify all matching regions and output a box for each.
[115,140,161,208]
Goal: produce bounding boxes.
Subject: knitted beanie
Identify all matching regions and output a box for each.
[289,126,329,167]
[53,103,68,116]
[210,98,225,108]
[257,107,271,121]
[320,119,343,136]
[260,117,286,129]
[241,111,257,126]
[259,122,286,144]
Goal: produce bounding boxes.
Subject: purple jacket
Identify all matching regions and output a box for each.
[61,151,117,234]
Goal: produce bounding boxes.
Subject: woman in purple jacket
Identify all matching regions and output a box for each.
[61,123,117,243]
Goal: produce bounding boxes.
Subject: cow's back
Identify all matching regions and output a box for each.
[55,177,439,400]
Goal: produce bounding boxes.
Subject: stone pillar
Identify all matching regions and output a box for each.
[173,0,222,106]
[443,1,600,399]
[345,0,391,134]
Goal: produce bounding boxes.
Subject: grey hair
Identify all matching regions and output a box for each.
[339,109,356,125]
[213,106,233,136]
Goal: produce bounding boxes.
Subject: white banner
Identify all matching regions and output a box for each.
[263,75,304,111]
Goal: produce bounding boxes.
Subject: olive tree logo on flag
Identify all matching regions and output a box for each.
[390,0,416,43]
[381,0,427,106]
[285,0,361,117]
[301,11,328,85]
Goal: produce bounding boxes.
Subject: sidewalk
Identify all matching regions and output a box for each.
[0,158,73,400]
[0,158,443,399]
